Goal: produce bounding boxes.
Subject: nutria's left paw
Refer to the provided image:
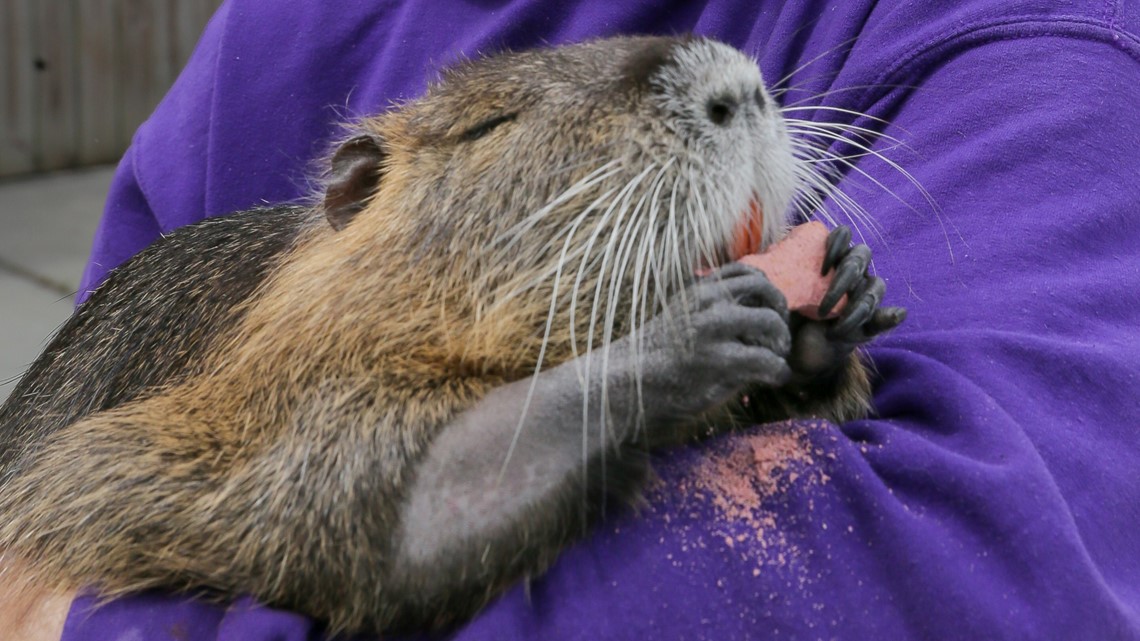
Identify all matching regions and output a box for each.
[819,225,905,342]
[787,226,905,378]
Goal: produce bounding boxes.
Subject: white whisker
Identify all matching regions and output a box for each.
[779,83,922,108]
[769,36,860,94]
[497,183,620,484]
[791,126,953,259]
[574,165,656,480]
[494,160,621,250]
[781,104,897,128]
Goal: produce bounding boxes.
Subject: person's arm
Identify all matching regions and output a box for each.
[0,562,71,641]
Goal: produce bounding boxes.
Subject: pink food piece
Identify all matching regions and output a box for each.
[737,221,846,320]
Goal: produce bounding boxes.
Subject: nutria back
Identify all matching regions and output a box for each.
[0,206,310,479]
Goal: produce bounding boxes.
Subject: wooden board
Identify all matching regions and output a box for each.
[170,0,216,70]
[1,0,37,175]
[117,0,157,151]
[32,0,81,170]
[0,0,223,178]
[77,0,120,165]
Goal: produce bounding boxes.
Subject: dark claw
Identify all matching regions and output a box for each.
[847,275,873,312]
[822,225,852,275]
[830,277,884,338]
[829,301,871,339]
[819,244,870,316]
[856,275,885,310]
[864,306,907,337]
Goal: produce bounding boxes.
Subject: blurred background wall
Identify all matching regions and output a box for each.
[1,0,224,401]
[1,0,223,177]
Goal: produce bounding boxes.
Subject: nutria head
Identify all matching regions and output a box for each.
[303,36,799,375]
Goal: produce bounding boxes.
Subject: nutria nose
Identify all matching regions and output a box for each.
[706,95,738,126]
[707,85,770,126]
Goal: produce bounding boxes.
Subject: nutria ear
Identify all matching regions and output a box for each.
[324,134,386,231]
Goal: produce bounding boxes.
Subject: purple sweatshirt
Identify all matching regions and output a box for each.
[63,0,1140,639]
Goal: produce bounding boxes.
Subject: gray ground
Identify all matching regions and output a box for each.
[0,167,113,404]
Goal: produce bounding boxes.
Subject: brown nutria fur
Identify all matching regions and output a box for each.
[0,36,903,634]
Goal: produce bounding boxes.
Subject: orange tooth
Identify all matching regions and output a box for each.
[731,200,764,260]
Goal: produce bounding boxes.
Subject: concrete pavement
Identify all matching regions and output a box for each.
[0,167,113,404]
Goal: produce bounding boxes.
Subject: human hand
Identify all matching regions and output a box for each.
[0,559,73,641]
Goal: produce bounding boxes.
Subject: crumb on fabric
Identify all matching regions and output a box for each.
[653,420,831,576]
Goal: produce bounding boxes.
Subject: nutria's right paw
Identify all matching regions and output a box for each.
[641,263,793,416]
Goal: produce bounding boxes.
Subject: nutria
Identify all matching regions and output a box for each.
[0,35,904,634]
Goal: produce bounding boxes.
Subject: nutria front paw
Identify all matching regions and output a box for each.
[636,263,793,421]
[788,226,905,377]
